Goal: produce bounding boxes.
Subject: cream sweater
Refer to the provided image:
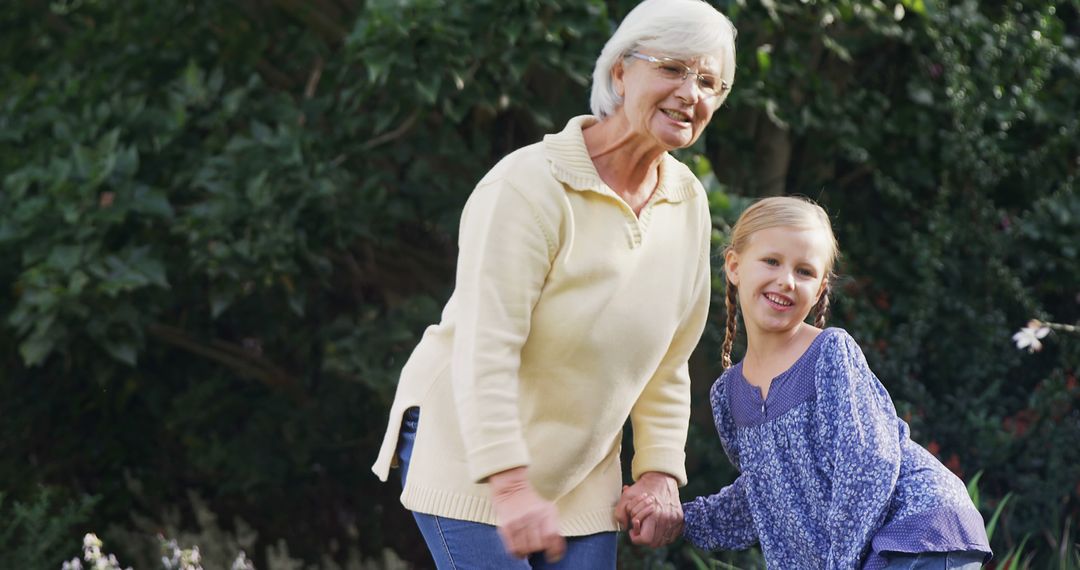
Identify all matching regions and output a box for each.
[371,116,711,535]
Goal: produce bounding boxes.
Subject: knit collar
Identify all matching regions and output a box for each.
[541,115,701,204]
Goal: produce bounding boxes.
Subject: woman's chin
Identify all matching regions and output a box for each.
[647,119,697,149]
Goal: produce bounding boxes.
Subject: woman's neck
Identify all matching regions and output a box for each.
[582,115,666,208]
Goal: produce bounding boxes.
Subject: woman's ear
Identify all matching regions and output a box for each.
[724,249,740,286]
[612,61,625,97]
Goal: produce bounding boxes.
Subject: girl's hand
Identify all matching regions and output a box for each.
[615,472,684,547]
[488,467,566,562]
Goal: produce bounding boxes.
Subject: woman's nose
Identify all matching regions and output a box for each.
[675,76,702,104]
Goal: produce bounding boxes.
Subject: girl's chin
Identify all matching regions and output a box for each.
[749,314,808,333]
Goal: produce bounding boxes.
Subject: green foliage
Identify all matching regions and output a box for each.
[0,488,96,569]
[1,0,1078,567]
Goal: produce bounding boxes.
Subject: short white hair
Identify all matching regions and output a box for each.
[590,0,737,118]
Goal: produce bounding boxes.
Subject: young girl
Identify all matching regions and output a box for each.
[634,197,992,568]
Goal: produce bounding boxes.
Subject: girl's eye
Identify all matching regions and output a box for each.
[798,268,816,277]
[762,258,779,266]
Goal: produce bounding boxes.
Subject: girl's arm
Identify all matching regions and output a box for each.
[682,475,759,551]
[815,331,902,568]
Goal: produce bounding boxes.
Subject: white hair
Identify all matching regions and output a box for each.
[590,0,738,118]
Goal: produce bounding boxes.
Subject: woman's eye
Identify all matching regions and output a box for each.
[658,64,685,78]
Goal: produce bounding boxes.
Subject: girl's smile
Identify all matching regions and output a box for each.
[762,291,795,311]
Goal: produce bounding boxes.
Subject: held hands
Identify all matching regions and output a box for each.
[615,472,684,547]
[488,467,566,562]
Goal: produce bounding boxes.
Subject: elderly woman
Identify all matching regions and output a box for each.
[371,0,736,566]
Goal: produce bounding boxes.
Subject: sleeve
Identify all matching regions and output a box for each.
[815,331,902,568]
[711,373,742,469]
[627,201,711,485]
[682,475,760,551]
[450,177,556,483]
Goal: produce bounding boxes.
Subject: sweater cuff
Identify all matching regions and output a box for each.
[467,438,531,483]
[631,445,687,486]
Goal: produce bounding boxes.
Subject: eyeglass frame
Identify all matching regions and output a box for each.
[625,52,730,96]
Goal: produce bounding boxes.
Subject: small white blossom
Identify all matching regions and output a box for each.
[231,552,256,570]
[83,534,101,549]
[1012,319,1051,352]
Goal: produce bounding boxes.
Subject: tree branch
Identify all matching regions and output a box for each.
[147,323,306,403]
[360,111,421,151]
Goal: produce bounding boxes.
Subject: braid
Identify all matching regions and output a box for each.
[722,280,739,369]
[813,279,831,329]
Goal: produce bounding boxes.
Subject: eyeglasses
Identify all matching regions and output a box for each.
[626,52,730,97]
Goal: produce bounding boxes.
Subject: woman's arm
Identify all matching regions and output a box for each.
[451,177,556,483]
[619,201,711,546]
[626,202,711,485]
[452,176,565,558]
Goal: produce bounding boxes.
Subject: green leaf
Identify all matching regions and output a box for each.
[102,339,138,366]
[288,291,306,317]
[132,186,174,219]
[822,36,853,63]
[19,335,55,367]
[210,287,234,318]
[985,492,1012,542]
[45,244,84,273]
[965,470,982,508]
[756,45,772,73]
[68,270,89,294]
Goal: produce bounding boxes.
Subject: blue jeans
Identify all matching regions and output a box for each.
[397,407,617,570]
[882,551,985,569]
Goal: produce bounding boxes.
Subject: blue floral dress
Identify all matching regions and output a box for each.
[682,328,991,569]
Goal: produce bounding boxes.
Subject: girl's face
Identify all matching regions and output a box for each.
[612,52,720,151]
[725,226,830,336]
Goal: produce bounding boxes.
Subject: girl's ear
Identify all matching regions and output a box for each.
[724,249,740,286]
[816,276,829,300]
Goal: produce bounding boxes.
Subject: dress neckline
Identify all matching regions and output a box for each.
[733,328,835,399]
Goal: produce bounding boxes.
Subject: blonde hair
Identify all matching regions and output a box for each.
[721,196,839,369]
[590,0,737,118]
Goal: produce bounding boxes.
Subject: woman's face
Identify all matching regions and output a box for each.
[612,51,721,151]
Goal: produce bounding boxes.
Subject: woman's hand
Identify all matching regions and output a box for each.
[615,472,684,547]
[488,467,566,561]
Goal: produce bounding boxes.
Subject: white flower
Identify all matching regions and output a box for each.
[1012,319,1050,352]
[231,552,255,570]
[83,534,102,549]
[62,558,83,570]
